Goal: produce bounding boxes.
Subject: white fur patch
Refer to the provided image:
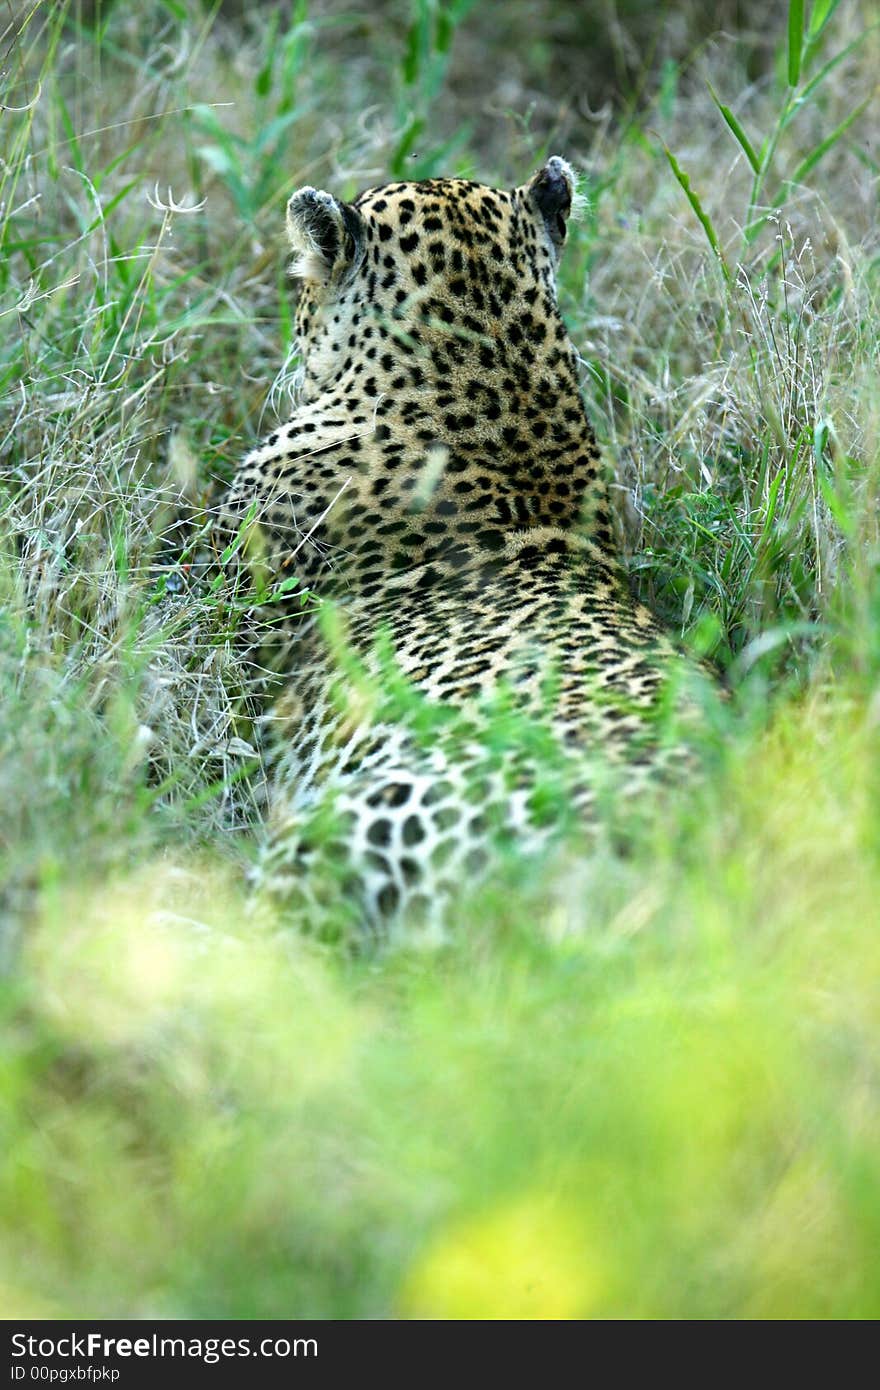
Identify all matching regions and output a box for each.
[286,186,339,284]
[546,155,587,220]
[289,246,331,283]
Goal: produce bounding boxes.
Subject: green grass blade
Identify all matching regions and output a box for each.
[787,91,875,188]
[390,114,425,177]
[760,468,786,544]
[783,23,879,131]
[788,0,804,86]
[84,178,138,234]
[54,86,85,176]
[805,0,842,60]
[657,139,731,281]
[180,759,262,813]
[807,0,839,35]
[817,469,855,538]
[707,82,761,174]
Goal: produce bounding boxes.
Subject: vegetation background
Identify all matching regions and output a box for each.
[2,0,879,1317]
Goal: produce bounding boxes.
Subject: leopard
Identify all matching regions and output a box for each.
[220,156,708,943]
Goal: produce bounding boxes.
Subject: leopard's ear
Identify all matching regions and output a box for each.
[522,156,576,260]
[285,187,365,286]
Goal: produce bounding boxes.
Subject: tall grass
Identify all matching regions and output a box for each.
[1,0,879,1317]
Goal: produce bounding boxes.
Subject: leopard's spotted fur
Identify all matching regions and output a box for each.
[221,158,705,940]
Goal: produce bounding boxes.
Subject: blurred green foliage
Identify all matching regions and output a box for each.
[4,691,880,1317]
